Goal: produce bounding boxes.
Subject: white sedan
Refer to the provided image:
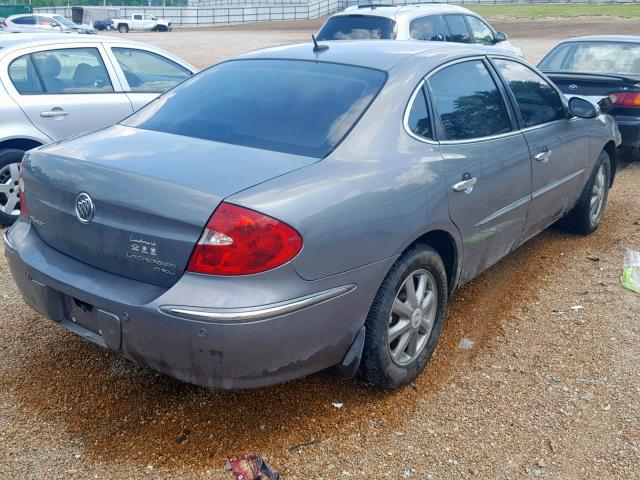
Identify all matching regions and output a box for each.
[0,34,197,224]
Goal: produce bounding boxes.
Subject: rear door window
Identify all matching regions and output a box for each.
[123,59,387,158]
[493,59,565,128]
[428,60,511,140]
[466,16,495,45]
[409,15,448,42]
[316,15,396,40]
[12,48,114,95]
[444,15,471,43]
[112,47,191,93]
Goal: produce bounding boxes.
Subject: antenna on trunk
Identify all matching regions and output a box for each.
[312,34,329,53]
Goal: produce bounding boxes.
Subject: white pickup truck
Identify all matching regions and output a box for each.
[112,13,172,33]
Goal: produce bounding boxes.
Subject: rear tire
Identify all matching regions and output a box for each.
[118,24,129,33]
[560,150,611,235]
[359,244,448,389]
[0,149,25,226]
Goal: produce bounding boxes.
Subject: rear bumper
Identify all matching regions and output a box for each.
[4,220,393,389]
[614,115,640,147]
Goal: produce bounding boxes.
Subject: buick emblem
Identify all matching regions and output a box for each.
[75,192,94,223]
[568,84,578,91]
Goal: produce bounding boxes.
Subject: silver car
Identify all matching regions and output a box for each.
[5,41,619,390]
[3,13,97,34]
[317,4,523,57]
[0,34,197,225]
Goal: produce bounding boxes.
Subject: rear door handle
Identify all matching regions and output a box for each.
[40,108,69,118]
[534,147,552,163]
[453,177,478,194]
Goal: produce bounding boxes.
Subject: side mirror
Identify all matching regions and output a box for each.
[494,31,508,43]
[568,97,599,119]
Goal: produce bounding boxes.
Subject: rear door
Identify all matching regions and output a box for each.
[427,58,531,282]
[492,57,590,242]
[1,44,133,141]
[106,46,194,111]
[131,14,145,30]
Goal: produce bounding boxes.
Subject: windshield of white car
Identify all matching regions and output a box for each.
[122,59,387,158]
[316,15,396,41]
[52,15,76,27]
[539,41,640,76]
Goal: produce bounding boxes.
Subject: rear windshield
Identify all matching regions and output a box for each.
[539,41,640,76]
[316,15,396,41]
[122,59,387,158]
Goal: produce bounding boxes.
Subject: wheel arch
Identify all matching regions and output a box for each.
[0,137,43,153]
[402,228,461,296]
[602,140,617,187]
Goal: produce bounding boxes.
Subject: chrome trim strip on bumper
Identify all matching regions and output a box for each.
[159,284,357,323]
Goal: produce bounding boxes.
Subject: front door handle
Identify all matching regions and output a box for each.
[534,146,552,163]
[40,108,69,118]
[453,177,478,194]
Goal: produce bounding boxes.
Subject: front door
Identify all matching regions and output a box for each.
[3,46,133,141]
[427,58,531,282]
[491,58,591,242]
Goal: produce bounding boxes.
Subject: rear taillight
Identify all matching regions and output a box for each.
[18,160,28,218]
[610,91,640,107]
[187,202,303,276]
[1,20,7,28]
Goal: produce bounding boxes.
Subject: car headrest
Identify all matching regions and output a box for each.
[72,63,94,87]
[39,55,61,78]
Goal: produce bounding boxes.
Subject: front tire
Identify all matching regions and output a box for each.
[118,24,129,33]
[359,244,448,389]
[0,149,25,226]
[560,150,611,234]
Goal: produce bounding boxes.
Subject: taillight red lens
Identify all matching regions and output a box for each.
[187,202,303,275]
[18,160,28,219]
[1,20,7,28]
[610,91,640,107]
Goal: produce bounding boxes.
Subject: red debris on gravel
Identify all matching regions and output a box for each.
[225,453,279,480]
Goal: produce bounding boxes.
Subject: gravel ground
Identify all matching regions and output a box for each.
[1,17,640,480]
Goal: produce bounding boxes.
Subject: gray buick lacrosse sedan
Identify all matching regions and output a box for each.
[4,41,620,389]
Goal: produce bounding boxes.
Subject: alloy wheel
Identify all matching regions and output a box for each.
[0,162,21,217]
[589,162,607,226]
[388,269,437,366]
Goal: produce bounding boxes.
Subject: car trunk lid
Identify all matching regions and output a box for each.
[544,71,640,115]
[24,125,317,288]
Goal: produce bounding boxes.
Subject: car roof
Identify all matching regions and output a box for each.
[0,33,150,54]
[332,4,474,20]
[236,40,517,72]
[560,35,640,44]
